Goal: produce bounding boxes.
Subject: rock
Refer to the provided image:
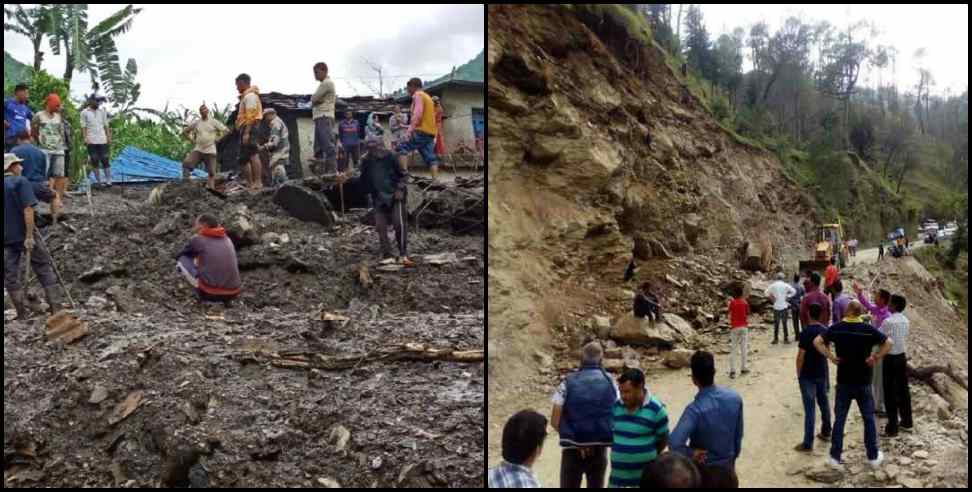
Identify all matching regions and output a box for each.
[328,425,352,453]
[610,313,694,349]
[897,477,924,488]
[273,184,335,227]
[872,470,888,482]
[929,394,952,420]
[533,350,553,368]
[740,239,773,272]
[898,457,912,466]
[681,213,704,247]
[885,463,899,479]
[912,450,929,460]
[225,204,260,248]
[666,274,686,288]
[663,349,694,369]
[371,456,383,470]
[86,295,110,309]
[318,478,341,488]
[89,386,109,405]
[805,464,844,484]
[593,315,612,331]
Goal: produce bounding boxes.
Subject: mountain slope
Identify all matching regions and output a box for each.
[4,51,31,85]
[488,3,820,398]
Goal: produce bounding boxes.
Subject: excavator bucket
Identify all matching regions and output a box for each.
[798,260,830,276]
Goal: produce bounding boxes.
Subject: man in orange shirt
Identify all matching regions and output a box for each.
[727,284,750,379]
[396,78,441,181]
[824,257,840,300]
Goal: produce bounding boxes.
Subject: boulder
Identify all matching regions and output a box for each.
[273,184,335,227]
[593,316,612,339]
[663,349,694,369]
[739,240,773,272]
[884,463,899,480]
[912,450,929,460]
[681,213,704,247]
[609,313,694,349]
[225,204,260,248]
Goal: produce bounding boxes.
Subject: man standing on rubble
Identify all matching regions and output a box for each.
[182,104,229,191]
[311,62,338,174]
[234,74,263,192]
[4,153,63,320]
[397,78,440,181]
[339,111,362,172]
[341,134,413,267]
[258,108,290,187]
[176,214,242,304]
[81,96,113,187]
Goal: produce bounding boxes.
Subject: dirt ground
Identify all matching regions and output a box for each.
[4,181,485,488]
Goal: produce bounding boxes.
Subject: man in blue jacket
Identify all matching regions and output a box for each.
[550,341,618,488]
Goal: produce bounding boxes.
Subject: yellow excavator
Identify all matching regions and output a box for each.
[798,217,847,274]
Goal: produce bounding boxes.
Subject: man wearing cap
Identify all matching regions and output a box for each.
[340,134,413,266]
[258,107,289,187]
[4,153,63,320]
[182,104,229,190]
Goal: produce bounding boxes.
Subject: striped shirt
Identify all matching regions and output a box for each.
[609,392,670,488]
[487,461,542,488]
[882,312,909,355]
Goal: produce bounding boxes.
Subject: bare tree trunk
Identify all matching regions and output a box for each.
[32,37,43,71]
[675,4,683,53]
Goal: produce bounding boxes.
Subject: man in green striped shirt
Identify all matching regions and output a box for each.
[609,368,670,488]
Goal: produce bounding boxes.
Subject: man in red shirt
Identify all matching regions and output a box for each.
[727,283,750,379]
[824,257,840,299]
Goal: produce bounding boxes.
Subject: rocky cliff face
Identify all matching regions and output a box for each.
[487,5,819,389]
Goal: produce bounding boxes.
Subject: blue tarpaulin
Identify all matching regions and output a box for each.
[87,146,208,184]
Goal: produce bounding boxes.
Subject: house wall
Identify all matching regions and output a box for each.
[440,86,485,152]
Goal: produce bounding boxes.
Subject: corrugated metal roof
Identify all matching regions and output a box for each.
[259,93,405,116]
[87,146,207,184]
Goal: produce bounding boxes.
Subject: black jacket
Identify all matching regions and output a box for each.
[359,150,408,208]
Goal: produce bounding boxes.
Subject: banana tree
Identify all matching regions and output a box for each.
[4,4,54,71]
[48,4,142,97]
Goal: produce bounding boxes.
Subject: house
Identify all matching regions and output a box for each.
[395,78,485,156]
[218,94,406,179]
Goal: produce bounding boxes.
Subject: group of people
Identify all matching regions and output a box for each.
[490,346,742,488]
[4,85,113,222]
[218,64,444,193]
[492,257,916,488]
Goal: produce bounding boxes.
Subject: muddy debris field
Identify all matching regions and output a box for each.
[3,180,485,488]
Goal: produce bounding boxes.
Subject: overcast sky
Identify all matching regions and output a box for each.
[698,4,968,96]
[4,4,484,112]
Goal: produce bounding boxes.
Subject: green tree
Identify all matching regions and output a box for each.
[4,4,54,71]
[683,5,714,81]
[47,4,142,93]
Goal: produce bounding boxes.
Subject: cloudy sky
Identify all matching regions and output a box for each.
[4,4,484,112]
[698,4,969,95]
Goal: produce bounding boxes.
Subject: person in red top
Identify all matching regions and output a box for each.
[824,257,840,299]
[176,214,242,304]
[727,284,750,379]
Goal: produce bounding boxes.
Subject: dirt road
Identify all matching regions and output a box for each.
[489,243,941,487]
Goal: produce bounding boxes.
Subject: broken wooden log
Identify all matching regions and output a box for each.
[907,362,969,410]
[232,344,484,372]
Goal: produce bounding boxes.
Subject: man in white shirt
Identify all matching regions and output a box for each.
[182,104,229,190]
[765,272,797,344]
[81,97,112,187]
